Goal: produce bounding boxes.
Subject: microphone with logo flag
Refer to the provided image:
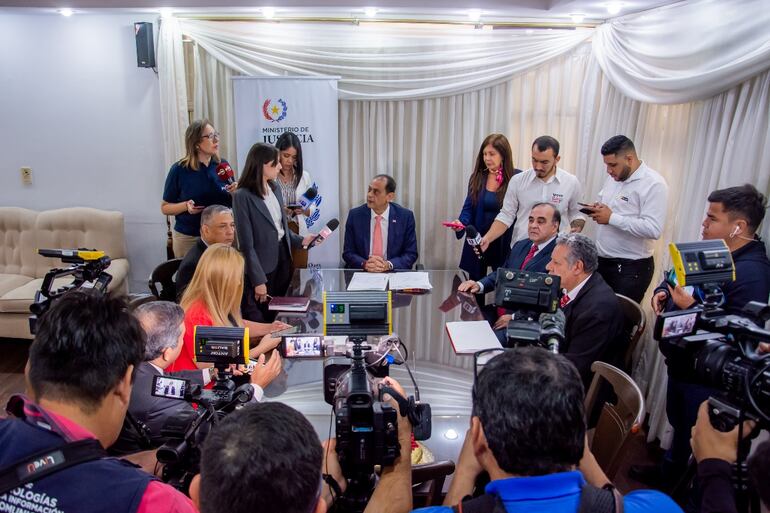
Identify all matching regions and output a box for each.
[216,161,235,185]
[305,218,339,249]
[297,186,318,210]
[464,225,486,265]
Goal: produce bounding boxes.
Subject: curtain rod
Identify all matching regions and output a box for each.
[172,15,597,29]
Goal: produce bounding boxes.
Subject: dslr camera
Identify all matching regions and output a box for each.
[494,269,566,352]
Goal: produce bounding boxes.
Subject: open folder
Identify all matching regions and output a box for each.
[445,321,502,354]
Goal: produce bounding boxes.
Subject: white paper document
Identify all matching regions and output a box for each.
[387,272,433,291]
[445,321,503,354]
[347,272,390,291]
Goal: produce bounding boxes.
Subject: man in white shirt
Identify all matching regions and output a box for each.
[480,136,586,250]
[583,135,668,303]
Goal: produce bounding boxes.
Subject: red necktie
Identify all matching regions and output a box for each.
[520,243,539,269]
[372,215,384,258]
[560,294,570,308]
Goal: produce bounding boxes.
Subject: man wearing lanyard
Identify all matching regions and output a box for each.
[584,135,669,304]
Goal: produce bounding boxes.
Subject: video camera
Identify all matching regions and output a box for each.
[152,326,254,492]
[493,269,566,352]
[655,240,770,432]
[29,248,113,334]
[319,291,431,513]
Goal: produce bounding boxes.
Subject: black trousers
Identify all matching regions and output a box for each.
[241,237,293,323]
[597,256,654,304]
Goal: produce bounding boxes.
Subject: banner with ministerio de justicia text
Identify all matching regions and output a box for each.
[232,76,340,267]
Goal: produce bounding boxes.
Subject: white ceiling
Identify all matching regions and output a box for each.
[0,0,676,23]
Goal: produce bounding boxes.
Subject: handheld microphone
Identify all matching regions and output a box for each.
[465,225,485,261]
[216,162,235,185]
[298,186,318,210]
[306,218,339,248]
[539,309,566,354]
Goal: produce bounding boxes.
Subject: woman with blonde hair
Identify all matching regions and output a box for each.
[169,243,283,390]
[161,119,236,258]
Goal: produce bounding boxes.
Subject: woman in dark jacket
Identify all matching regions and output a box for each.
[452,133,520,282]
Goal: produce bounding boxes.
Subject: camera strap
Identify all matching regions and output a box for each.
[0,438,106,498]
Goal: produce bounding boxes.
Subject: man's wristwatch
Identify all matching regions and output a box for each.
[387,261,394,271]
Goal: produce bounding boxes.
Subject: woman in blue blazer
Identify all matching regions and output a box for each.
[452,133,521,281]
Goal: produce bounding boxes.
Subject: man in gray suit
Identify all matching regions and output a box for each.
[116,302,279,452]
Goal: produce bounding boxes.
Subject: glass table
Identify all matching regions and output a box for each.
[263,268,483,465]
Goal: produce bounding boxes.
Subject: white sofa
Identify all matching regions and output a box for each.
[0,207,129,339]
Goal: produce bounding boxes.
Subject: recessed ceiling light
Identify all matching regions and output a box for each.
[467,9,482,22]
[364,7,378,18]
[262,7,276,19]
[58,8,73,17]
[570,13,586,23]
[444,429,459,440]
[159,7,173,18]
[606,2,623,15]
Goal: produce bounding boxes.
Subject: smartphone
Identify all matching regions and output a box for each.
[663,268,678,287]
[286,203,302,210]
[280,335,324,358]
[272,325,300,337]
[442,221,465,229]
[577,202,593,207]
[151,375,189,400]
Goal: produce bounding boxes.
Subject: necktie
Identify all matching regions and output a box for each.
[372,215,384,258]
[520,243,539,269]
[560,294,570,308]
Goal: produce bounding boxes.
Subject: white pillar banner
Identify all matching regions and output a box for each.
[232,76,340,267]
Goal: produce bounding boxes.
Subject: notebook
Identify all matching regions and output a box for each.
[445,321,502,354]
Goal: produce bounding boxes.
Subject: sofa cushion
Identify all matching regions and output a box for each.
[0,259,129,314]
[0,274,35,297]
[0,207,38,277]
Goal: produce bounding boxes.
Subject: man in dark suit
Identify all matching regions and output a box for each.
[176,205,236,300]
[342,174,418,272]
[545,233,624,387]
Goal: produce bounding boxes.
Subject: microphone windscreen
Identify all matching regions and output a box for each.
[326,218,340,231]
[465,225,479,238]
[303,186,318,199]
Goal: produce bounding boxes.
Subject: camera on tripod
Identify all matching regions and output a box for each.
[319,291,431,513]
[493,269,565,352]
[152,326,254,492]
[655,240,770,432]
[29,248,113,334]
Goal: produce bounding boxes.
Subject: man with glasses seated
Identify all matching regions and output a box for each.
[545,233,624,387]
[413,348,682,513]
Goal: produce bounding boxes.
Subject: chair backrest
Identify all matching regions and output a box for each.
[412,460,456,507]
[615,293,646,371]
[584,361,644,479]
[148,258,182,301]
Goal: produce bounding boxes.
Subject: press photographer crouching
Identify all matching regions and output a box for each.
[413,347,682,513]
[188,377,413,513]
[112,301,279,455]
[0,291,196,512]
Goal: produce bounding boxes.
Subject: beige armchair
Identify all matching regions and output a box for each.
[0,207,129,339]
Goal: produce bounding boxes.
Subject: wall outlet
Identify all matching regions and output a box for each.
[20,167,32,185]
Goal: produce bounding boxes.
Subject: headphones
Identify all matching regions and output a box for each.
[730,225,741,238]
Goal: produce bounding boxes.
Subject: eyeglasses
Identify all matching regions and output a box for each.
[473,348,508,382]
[201,131,220,141]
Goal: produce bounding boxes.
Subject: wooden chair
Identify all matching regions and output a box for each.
[616,293,646,372]
[412,460,456,507]
[148,258,182,302]
[585,361,644,480]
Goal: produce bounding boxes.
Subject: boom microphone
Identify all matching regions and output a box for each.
[306,218,339,248]
[216,161,235,185]
[298,186,318,210]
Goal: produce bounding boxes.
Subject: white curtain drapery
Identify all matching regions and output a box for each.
[592,0,770,103]
[157,1,770,445]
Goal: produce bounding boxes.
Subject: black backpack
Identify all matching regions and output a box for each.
[452,483,624,513]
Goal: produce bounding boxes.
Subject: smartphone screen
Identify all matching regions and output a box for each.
[151,375,188,400]
[282,335,323,358]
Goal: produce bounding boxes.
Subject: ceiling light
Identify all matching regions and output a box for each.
[570,13,586,23]
[159,7,173,18]
[58,8,73,16]
[467,9,481,22]
[444,429,459,440]
[606,2,623,15]
[364,7,378,18]
[525,28,534,35]
[262,7,275,19]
